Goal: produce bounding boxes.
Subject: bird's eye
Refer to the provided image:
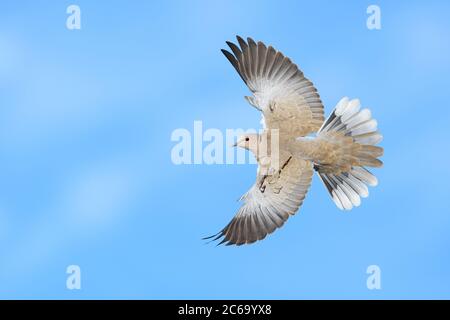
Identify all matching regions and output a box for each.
[245,137,250,142]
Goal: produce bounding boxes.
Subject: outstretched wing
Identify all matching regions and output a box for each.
[222,36,324,138]
[206,157,313,246]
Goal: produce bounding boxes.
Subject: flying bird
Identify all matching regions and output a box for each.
[205,36,383,246]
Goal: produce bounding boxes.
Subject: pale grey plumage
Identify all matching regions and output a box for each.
[206,36,383,246]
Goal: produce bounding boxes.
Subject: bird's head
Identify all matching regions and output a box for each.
[233,134,259,152]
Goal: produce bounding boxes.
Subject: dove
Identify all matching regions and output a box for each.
[205,36,383,246]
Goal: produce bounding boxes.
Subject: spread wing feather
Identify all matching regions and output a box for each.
[222,36,325,137]
[205,158,313,246]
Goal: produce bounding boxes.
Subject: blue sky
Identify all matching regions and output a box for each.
[0,0,450,299]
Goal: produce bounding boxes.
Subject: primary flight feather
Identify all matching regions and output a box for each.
[205,36,383,246]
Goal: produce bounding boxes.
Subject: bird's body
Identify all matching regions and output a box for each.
[205,36,383,246]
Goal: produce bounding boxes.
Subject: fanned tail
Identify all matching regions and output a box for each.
[316,97,383,210]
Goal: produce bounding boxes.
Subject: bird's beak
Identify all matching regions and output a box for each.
[231,142,237,147]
